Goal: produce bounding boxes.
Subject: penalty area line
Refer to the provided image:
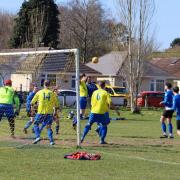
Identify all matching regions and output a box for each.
[99,151,180,166]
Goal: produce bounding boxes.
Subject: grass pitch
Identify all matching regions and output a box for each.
[0,108,180,180]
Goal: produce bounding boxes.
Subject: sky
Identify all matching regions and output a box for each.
[0,0,180,50]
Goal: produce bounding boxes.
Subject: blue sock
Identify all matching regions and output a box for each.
[56,125,59,134]
[24,120,33,129]
[168,123,173,134]
[161,122,166,134]
[95,125,101,137]
[47,128,54,143]
[34,124,40,138]
[39,122,46,133]
[81,124,91,141]
[100,126,107,143]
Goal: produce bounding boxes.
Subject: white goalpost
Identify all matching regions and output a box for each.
[0,49,81,147]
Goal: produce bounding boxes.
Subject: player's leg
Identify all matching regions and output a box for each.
[80,97,87,119]
[5,105,15,137]
[160,110,168,138]
[23,115,34,134]
[176,120,180,136]
[55,117,60,135]
[32,114,41,144]
[46,115,54,145]
[167,111,174,138]
[81,113,96,143]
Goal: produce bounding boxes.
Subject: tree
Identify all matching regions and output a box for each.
[59,0,109,63]
[117,0,155,112]
[0,10,14,49]
[10,0,60,48]
[170,38,180,47]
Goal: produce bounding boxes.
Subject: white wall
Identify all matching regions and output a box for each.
[11,74,32,91]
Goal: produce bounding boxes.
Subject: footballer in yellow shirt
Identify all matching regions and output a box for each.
[81,80,112,144]
[31,80,59,145]
[79,74,88,119]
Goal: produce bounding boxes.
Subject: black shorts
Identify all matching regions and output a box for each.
[176,120,180,130]
[162,110,174,118]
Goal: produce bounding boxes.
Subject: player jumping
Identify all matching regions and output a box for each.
[31,80,59,145]
[160,82,174,138]
[0,79,20,138]
[81,80,112,144]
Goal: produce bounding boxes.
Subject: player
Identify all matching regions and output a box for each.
[81,80,112,144]
[23,84,38,134]
[80,74,88,119]
[160,82,174,138]
[0,79,20,137]
[171,86,180,136]
[31,80,59,145]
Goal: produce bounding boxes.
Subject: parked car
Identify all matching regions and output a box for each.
[105,85,129,106]
[137,91,164,107]
[58,90,76,107]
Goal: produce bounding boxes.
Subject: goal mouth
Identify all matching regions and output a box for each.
[0,49,81,147]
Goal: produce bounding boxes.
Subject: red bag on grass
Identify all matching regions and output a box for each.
[64,152,101,160]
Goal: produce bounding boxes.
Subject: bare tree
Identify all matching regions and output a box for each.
[0,10,14,49]
[59,0,108,63]
[117,0,155,112]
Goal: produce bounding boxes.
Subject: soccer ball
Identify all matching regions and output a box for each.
[92,57,99,64]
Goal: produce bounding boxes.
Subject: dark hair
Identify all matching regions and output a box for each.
[165,82,172,89]
[173,86,179,93]
[80,73,86,79]
[44,80,51,87]
[98,80,106,88]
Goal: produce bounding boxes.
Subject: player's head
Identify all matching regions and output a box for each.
[4,79,12,86]
[33,86,38,93]
[87,76,92,83]
[173,86,179,95]
[98,80,106,89]
[80,73,87,82]
[44,80,51,88]
[165,82,172,90]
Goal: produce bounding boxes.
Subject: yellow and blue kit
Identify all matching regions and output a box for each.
[79,81,88,110]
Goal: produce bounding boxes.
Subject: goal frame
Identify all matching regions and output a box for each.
[0,49,81,147]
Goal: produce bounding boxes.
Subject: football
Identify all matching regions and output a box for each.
[92,57,99,64]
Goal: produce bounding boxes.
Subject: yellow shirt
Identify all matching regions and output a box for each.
[80,81,88,97]
[91,88,112,114]
[31,89,59,114]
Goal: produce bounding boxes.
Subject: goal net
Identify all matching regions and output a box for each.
[0,49,81,148]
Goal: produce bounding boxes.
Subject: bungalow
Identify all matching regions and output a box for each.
[0,48,101,91]
[87,51,175,92]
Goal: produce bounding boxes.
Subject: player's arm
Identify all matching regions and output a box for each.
[30,93,39,114]
[171,96,177,111]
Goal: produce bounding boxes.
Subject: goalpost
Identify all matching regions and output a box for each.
[0,49,81,147]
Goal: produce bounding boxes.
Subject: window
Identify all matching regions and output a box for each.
[150,80,164,92]
[71,76,76,89]
[105,87,114,95]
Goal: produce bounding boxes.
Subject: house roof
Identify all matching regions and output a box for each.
[86,51,127,76]
[0,48,101,75]
[143,61,175,79]
[150,58,180,79]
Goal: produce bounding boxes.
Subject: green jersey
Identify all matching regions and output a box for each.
[0,86,20,109]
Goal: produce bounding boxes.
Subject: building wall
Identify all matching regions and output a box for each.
[0,72,11,86]
[11,74,32,91]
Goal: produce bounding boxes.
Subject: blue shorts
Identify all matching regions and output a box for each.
[0,104,14,120]
[88,113,107,126]
[34,114,53,126]
[80,97,87,109]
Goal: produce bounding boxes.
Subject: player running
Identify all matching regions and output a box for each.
[160,82,174,138]
[23,84,38,134]
[0,79,20,137]
[31,80,59,145]
[81,80,112,144]
[171,86,180,136]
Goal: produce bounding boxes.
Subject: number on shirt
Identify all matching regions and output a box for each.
[43,93,51,101]
[96,93,101,100]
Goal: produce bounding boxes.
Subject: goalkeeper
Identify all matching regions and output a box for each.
[0,79,20,137]
[31,80,59,145]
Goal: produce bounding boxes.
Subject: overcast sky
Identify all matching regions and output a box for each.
[0,0,180,50]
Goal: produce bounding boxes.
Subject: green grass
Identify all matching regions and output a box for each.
[0,108,180,180]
